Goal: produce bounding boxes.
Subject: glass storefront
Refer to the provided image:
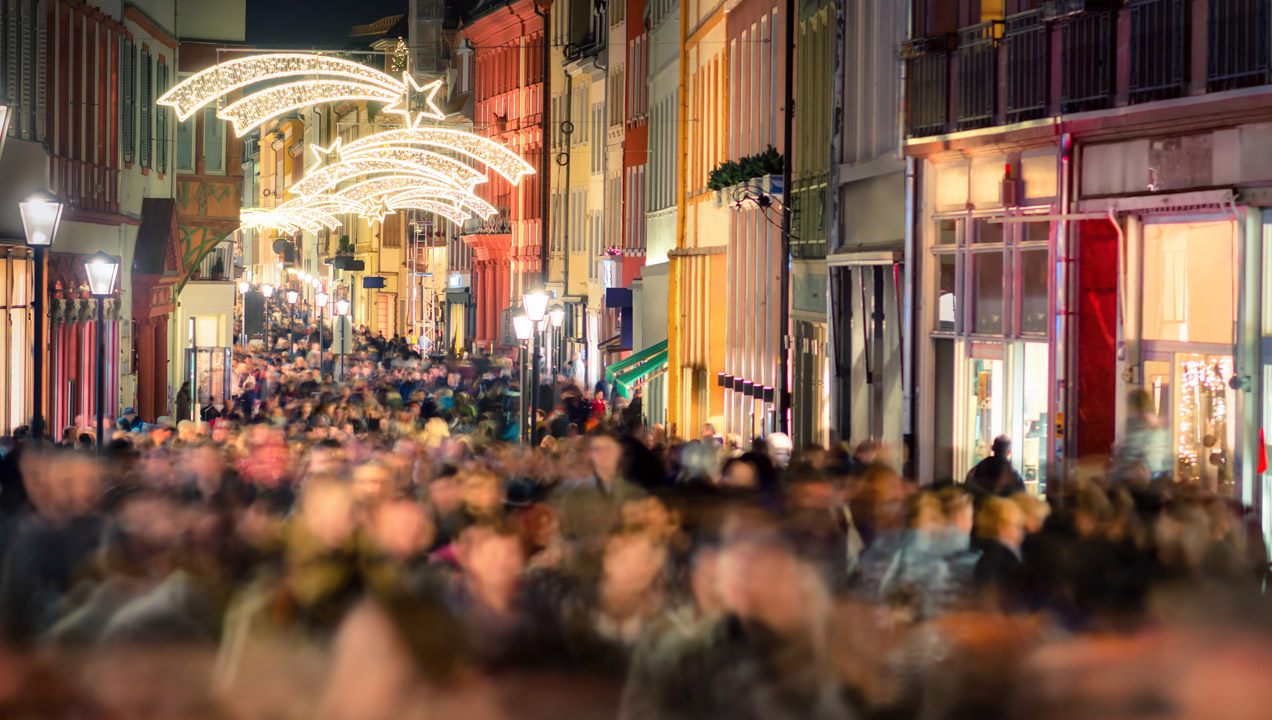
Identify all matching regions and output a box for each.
[932,212,1054,492]
[1139,220,1239,492]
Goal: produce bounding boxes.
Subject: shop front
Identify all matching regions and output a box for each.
[915,148,1064,491]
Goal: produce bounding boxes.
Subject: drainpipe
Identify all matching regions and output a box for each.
[776,0,795,434]
[534,4,551,288]
[668,2,689,437]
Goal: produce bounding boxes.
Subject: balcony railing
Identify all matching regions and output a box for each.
[462,206,513,235]
[904,36,953,137]
[1058,7,1116,112]
[957,21,1001,130]
[1004,10,1049,124]
[1129,0,1190,104]
[1208,0,1271,91]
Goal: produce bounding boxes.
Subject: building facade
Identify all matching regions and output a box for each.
[903,0,1272,521]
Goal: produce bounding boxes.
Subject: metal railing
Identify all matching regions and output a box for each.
[1058,8,1116,112]
[1208,0,1271,91]
[1129,0,1190,103]
[904,36,953,137]
[1004,10,1049,123]
[193,243,234,281]
[957,21,1001,130]
[462,206,513,235]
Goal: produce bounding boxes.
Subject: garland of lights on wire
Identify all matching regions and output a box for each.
[1175,357,1231,480]
[157,52,535,231]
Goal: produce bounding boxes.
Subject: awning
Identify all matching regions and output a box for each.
[599,334,624,353]
[613,341,667,399]
[606,339,667,383]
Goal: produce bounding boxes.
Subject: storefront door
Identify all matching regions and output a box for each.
[1141,349,1236,492]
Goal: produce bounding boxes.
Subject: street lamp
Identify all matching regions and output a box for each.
[285,289,299,359]
[261,283,274,298]
[512,310,533,442]
[548,302,565,414]
[335,298,350,380]
[521,287,549,433]
[19,190,63,440]
[84,251,118,453]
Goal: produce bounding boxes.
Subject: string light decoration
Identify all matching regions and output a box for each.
[391,38,409,73]
[219,81,401,136]
[157,54,402,119]
[332,177,496,218]
[1175,356,1232,483]
[337,128,535,184]
[292,153,486,196]
[160,51,535,229]
[387,198,470,226]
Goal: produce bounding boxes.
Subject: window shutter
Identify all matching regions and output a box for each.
[156,61,167,173]
[17,0,32,138]
[33,0,45,142]
[139,48,150,168]
[122,37,134,164]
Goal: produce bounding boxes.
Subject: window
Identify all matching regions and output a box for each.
[155,61,168,173]
[122,38,135,164]
[204,107,226,174]
[176,114,195,172]
[1142,221,1236,345]
[139,48,152,169]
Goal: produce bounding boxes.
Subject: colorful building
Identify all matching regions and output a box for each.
[461,0,547,351]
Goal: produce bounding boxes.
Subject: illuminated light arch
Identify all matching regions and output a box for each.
[385,198,470,226]
[338,146,487,187]
[333,177,496,219]
[219,81,401,136]
[338,128,536,185]
[293,155,486,197]
[157,54,404,121]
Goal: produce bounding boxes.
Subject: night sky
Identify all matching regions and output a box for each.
[246,0,412,50]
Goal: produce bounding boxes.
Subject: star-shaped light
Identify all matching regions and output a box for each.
[306,138,344,176]
[362,198,394,226]
[384,73,446,129]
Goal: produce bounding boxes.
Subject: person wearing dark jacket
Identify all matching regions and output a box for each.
[973,496,1033,613]
[175,382,192,424]
[966,436,1024,497]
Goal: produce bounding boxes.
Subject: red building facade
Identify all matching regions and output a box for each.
[621,0,649,288]
[460,0,546,350]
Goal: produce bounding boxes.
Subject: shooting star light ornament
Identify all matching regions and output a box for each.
[160,52,534,230]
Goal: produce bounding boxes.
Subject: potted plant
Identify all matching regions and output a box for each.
[210,255,225,281]
[332,235,365,271]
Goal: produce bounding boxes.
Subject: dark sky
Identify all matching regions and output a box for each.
[246,0,411,50]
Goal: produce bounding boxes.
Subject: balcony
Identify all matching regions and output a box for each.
[1208,0,1271,92]
[905,0,1272,139]
[461,206,512,235]
[1057,5,1116,112]
[1129,0,1190,103]
[957,21,1002,130]
[1004,10,1049,124]
[904,35,953,138]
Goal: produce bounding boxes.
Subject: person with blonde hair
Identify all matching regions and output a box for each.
[973,496,1033,612]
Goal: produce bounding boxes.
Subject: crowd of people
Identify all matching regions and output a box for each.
[1,325,1271,719]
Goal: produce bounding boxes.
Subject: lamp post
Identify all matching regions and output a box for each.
[335,297,350,381]
[19,190,63,441]
[522,287,548,439]
[548,302,564,418]
[237,279,250,347]
[84,251,119,453]
[285,289,299,359]
[316,290,328,374]
[512,309,534,443]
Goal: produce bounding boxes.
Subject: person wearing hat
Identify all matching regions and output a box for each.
[117,407,140,432]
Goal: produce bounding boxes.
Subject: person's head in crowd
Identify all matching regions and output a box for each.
[298,475,358,549]
[352,460,395,508]
[587,428,623,485]
[975,495,1026,552]
[457,522,524,604]
[460,467,503,520]
[367,498,436,562]
[1011,491,1051,535]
